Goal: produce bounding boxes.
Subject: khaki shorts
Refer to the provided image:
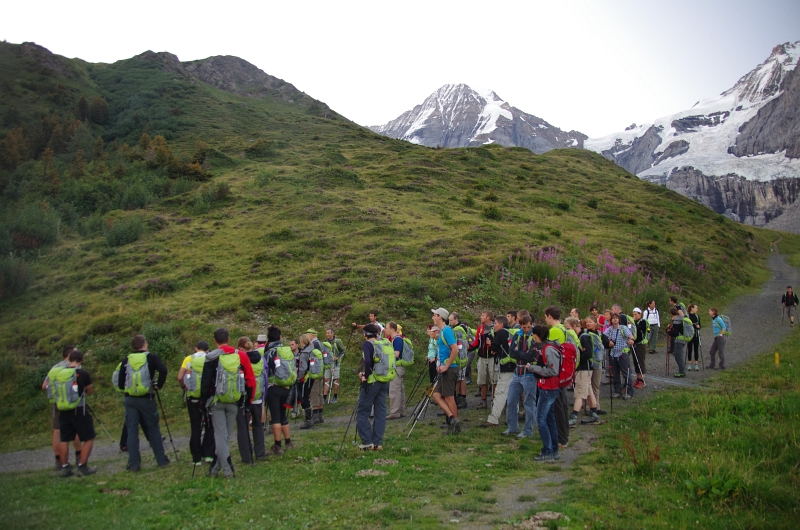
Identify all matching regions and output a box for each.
[310,376,325,407]
[476,357,499,386]
[434,367,459,397]
[324,364,341,380]
[574,371,592,400]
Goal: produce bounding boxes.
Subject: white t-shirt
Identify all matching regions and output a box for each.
[644,307,660,327]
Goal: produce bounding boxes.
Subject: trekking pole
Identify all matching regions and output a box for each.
[699,336,705,373]
[607,352,613,414]
[154,388,180,462]
[630,347,646,388]
[85,404,118,450]
[405,367,428,408]
[406,389,435,440]
[336,385,362,461]
[403,377,436,431]
[243,405,255,467]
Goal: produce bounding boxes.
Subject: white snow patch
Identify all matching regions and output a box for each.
[470,89,513,140]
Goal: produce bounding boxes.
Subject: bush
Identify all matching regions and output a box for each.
[254,167,277,188]
[482,206,503,221]
[463,196,475,208]
[0,257,31,300]
[587,198,599,209]
[105,216,145,247]
[5,203,59,250]
[200,181,230,203]
[120,182,153,210]
[244,139,276,158]
[141,321,183,362]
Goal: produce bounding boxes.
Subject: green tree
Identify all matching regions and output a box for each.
[137,132,152,153]
[92,136,105,160]
[69,150,86,178]
[0,128,28,170]
[89,96,109,125]
[77,95,89,121]
[152,135,171,167]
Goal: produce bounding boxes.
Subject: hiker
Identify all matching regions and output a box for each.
[670,296,687,317]
[235,337,266,463]
[306,329,328,426]
[632,308,648,386]
[506,310,519,330]
[352,309,385,337]
[43,345,82,470]
[426,325,439,383]
[570,308,580,319]
[356,324,391,450]
[55,349,96,477]
[585,316,608,415]
[604,314,635,398]
[469,311,498,410]
[526,325,562,461]
[686,304,702,371]
[644,300,661,354]
[385,322,407,420]
[200,328,256,478]
[431,307,461,434]
[483,315,513,428]
[294,334,317,430]
[116,334,170,472]
[324,328,346,403]
[255,334,267,353]
[264,326,296,456]
[782,286,798,326]
[666,308,688,377]
[449,312,471,409]
[545,306,569,449]
[177,340,215,466]
[707,307,728,369]
[600,309,611,333]
[503,315,538,438]
[289,339,299,355]
[569,318,599,426]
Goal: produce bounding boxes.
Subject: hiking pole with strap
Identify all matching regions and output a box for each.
[85,404,118,450]
[154,387,179,462]
[607,351,613,414]
[405,366,428,408]
[403,375,437,431]
[336,385,362,461]
[406,380,437,440]
[629,346,646,389]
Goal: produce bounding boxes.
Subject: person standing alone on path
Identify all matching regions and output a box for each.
[385,322,406,420]
[706,307,728,370]
[782,286,798,326]
[644,300,660,353]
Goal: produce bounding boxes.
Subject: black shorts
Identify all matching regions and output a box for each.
[59,409,96,442]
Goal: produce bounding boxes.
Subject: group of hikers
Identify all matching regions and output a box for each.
[42,285,770,474]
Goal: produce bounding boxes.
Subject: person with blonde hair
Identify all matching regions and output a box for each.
[235,337,267,463]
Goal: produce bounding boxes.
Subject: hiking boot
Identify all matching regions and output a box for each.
[54,458,62,471]
[533,452,554,462]
[284,441,295,451]
[581,413,600,424]
[466,379,472,385]
[613,393,621,398]
[440,422,450,429]
[358,443,374,451]
[501,430,518,436]
[474,391,482,397]
[558,443,568,449]
[481,422,499,428]
[553,451,561,460]
[60,464,73,478]
[516,432,531,439]
[568,413,578,426]
[204,456,214,463]
[266,444,284,457]
[386,413,402,420]
[330,397,338,403]
[300,419,314,429]
[476,401,488,410]
[674,373,686,378]
[76,464,96,476]
[633,379,644,389]
[449,418,462,435]
[315,412,324,424]
[622,394,632,400]
[706,365,715,370]
[596,409,607,415]
[456,397,467,409]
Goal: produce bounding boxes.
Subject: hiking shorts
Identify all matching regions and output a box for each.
[310,376,325,407]
[59,409,96,442]
[573,371,592,400]
[434,367,459,397]
[324,364,341,380]
[476,357,499,386]
[51,403,61,429]
[786,305,797,318]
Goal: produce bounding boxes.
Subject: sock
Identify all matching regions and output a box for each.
[55,455,60,463]
[591,408,598,414]
[274,441,282,448]
[446,415,453,425]
[75,450,81,458]
[62,463,69,468]
[333,394,338,399]
[284,438,291,445]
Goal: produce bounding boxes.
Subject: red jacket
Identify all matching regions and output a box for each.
[468,323,493,358]
[221,344,257,403]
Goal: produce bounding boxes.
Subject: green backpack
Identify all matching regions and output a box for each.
[268,346,297,387]
[677,317,695,343]
[452,325,471,367]
[251,356,266,402]
[45,362,69,404]
[215,353,245,404]
[52,367,83,411]
[112,353,152,396]
[396,336,415,367]
[369,338,397,383]
[308,349,324,380]
[183,353,207,399]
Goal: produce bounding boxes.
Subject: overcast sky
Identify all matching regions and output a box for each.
[4,0,799,137]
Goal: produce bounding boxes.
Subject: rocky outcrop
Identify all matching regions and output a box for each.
[370,84,586,154]
[732,61,800,158]
[17,42,75,78]
[646,166,800,229]
[600,125,662,175]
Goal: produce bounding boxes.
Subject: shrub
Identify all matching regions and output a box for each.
[0,257,31,300]
[105,216,145,247]
[557,200,570,211]
[587,198,599,209]
[120,182,153,210]
[141,321,183,361]
[254,167,277,188]
[482,206,503,221]
[244,139,276,158]
[463,196,475,208]
[6,203,59,250]
[314,167,364,188]
[139,278,175,297]
[200,181,230,203]
[484,191,498,202]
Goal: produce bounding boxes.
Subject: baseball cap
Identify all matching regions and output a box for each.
[256,334,267,342]
[363,324,380,337]
[633,307,642,314]
[431,307,449,319]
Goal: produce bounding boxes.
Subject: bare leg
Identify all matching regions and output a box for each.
[52,430,61,461]
[433,392,454,417]
[79,439,93,465]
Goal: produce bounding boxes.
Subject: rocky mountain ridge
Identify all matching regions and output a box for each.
[369,84,586,154]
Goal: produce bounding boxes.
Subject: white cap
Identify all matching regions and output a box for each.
[431,307,449,319]
[633,307,642,314]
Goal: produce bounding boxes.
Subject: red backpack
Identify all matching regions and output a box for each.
[557,342,577,389]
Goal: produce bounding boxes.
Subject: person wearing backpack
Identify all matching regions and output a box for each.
[584,316,608,415]
[55,349,97,477]
[177,340,215,466]
[686,304,702,371]
[524,325,561,461]
[707,307,728,370]
[482,316,513,428]
[632,308,648,387]
[666,307,689,377]
[324,328,347,403]
[306,329,331,425]
[603,314,635,398]
[449,312,472,409]
[782,286,798,326]
[200,328,256,479]
[385,322,407,420]
[643,300,661,354]
[469,311,498,410]
[503,315,538,439]
[42,345,83,470]
[235,337,267,464]
[116,334,170,472]
[295,334,319,430]
[545,306,569,448]
[264,326,295,456]
[356,324,392,449]
[569,319,600,426]
[432,308,461,434]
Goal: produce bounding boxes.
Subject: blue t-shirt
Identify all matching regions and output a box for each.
[438,326,456,365]
[392,336,405,361]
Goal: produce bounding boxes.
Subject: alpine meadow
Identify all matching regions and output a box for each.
[1,41,799,529]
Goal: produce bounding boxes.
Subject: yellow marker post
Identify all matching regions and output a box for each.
[775,353,780,367]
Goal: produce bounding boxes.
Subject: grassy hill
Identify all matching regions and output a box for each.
[0,41,795,447]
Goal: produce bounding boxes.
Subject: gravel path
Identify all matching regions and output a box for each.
[2,253,797,476]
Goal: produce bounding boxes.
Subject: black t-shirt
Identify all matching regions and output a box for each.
[783,292,799,305]
[361,341,376,379]
[74,368,92,395]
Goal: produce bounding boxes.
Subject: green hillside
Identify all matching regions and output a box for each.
[0,41,792,446]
